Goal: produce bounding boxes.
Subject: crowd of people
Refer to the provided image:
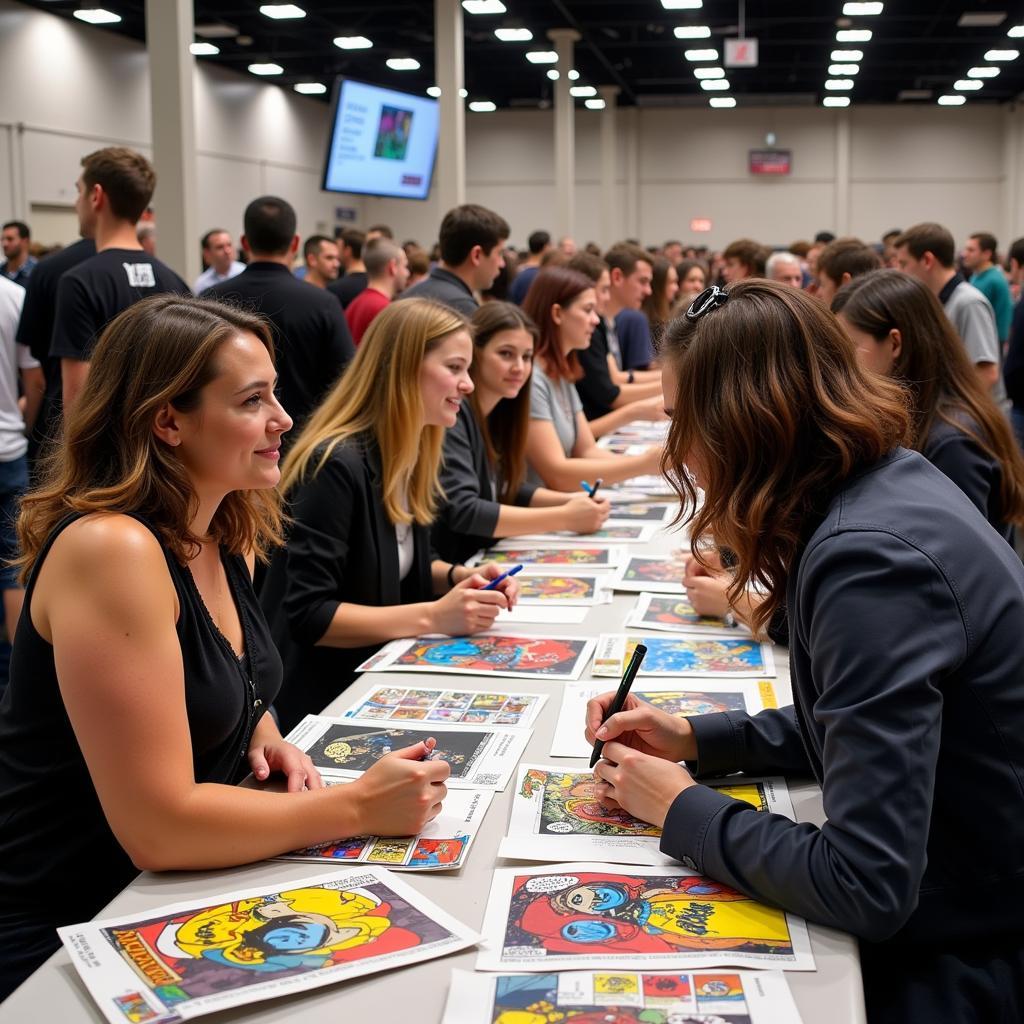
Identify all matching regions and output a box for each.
[0,144,1022,1020]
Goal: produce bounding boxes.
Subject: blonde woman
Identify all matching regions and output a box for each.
[262,298,518,730]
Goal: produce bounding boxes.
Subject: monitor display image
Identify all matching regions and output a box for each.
[322,79,440,200]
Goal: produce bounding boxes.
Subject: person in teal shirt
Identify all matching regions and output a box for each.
[963,231,1014,343]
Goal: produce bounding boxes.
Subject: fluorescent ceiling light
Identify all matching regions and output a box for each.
[938,95,967,105]
[700,79,730,90]
[1010,25,1024,38]
[73,8,121,24]
[694,67,725,79]
[259,4,305,18]
[662,0,702,7]
[294,82,326,94]
[386,57,421,70]
[825,79,855,90]
[674,26,712,39]
[968,66,1001,77]
[495,27,533,42]
[585,98,607,109]
[460,88,468,97]
[248,63,283,75]
[570,85,597,97]
[831,49,863,61]
[836,29,872,42]
[709,96,736,108]
[685,48,719,61]
[959,12,1007,27]
[823,96,851,107]
[954,79,984,90]
[526,50,558,63]
[843,2,883,13]
[568,69,580,80]
[828,63,859,75]
[462,0,506,12]
[469,100,497,112]
[547,69,559,80]
[984,49,1019,60]
[190,42,220,55]
[334,36,372,49]
[427,86,442,97]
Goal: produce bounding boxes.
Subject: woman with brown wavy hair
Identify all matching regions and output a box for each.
[0,295,451,998]
[585,280,1024,1022]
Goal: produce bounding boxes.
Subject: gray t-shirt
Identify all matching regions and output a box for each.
[528,362,582,485]
[943,280,1006,404]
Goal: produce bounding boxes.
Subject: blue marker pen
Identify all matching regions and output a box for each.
[483,564,524,590]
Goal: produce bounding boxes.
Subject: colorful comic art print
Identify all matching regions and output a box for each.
[441,968,806,1024]
[342,685,546,728]
[593,635,775,679]
[549,682,778,759]
[611,557,687,593]
[359,634,596,682]
[280,790,492,872]
[285,715,530,791]
[626,593,740,636]
[601,503,674,523]
[59,868,480,1024]
[476,864,815,972]
[515,573,611,606]
[494,524,657,545]
[500,766,794,867]
[470,546,626,569]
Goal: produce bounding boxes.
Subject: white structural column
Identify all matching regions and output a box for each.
[145,0,199,285]
[598,85,620,247]
[624,106,640,240]
[1003,105,1022,241]
[548,28,580,241]
[834,108,851,236]
[434,0,466,214]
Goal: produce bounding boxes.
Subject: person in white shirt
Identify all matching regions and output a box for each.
[193,228,244,294]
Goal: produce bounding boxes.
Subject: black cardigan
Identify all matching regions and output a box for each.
[260,436,433,731]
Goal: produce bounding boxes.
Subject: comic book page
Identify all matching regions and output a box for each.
[550,681,779,759]
[499,765,794,867]
[443,968,806,1024]
[492,523,659,545]
[592,502,674,523]
[341,684,547,728]
[626,592,744,637]
[358,633,597,682]
[514,572,614,606]
[497,606,591,626]
[59,867,479,1024]
[279,789,492,872]
[610,555,687,593]
[477,863,815,972]
[593,635,775,679]
[468,546,627,570]
[285,714,531,791]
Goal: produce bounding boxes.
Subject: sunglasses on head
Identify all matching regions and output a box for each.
[686,285,729,321]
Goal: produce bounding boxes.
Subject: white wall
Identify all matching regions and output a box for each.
[1,0,1023,259]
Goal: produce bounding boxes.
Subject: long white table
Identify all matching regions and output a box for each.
[0,520,867,1023]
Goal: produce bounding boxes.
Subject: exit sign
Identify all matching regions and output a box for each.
[690,218,712,232]
[725,37,758,67]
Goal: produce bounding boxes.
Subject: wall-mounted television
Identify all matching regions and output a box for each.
[749,149,792,175]
[322,78,440,200]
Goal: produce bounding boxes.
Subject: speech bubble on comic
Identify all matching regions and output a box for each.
[524,874,579,893]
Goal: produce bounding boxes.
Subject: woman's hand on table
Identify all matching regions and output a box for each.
[585,691,697,762]
[592,741,696,829]
[352,738,450,835]
[248,734,323,792]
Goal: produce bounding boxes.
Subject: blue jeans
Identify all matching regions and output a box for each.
[0,454,27,591]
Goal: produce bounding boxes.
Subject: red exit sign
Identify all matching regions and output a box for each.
[749,149,792,175]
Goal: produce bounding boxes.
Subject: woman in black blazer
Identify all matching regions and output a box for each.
[261,299,517,731]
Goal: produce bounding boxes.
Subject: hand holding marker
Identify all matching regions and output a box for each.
[483,564,523,591]
[590,643,648,768]
[581,478,603,500]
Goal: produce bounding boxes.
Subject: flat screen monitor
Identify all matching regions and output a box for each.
[322,78,440,200]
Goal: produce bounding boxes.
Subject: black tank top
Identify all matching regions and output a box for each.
[0,513,282,929]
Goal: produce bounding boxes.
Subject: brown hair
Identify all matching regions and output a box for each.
[604,242,651,279]
[642,256,676,338]
[469,302,539,501]
[18,295,283,580]
[521,266,594,383]
[568,251,609,283]
[722,238,767,276]
[818,237,882,286]
[660,279,910,633]
[893,222,955,268]
[832,269,1024,524]
[80,147,156,223]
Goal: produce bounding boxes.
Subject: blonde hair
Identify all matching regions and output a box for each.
[282,299,468,525]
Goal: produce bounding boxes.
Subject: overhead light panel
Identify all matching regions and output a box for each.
[585,98,607,109]
[462,0,506,12]
[248,62,283,75]
[568,69,580,80]
[959,12,1007,27]
[674,26,712,39]
[843,2,882,13]
[495,27,533,41]
[427,86,442,97]
[825,79,855,90]
[694,66,725,79]
[526,50,558,63]
[828,63,859,75]
[823,96,851,107]
[1010,25,1024,38]
[836,29,872,42]
[662,0,702,7]
[460,88,468,97]
[547,69,559,80]
[294,82,326,94]
[73,8,122,24]
[570,85,597,97]
[685,48,719,61]
[938,94,967,105]
[968,66,1001,77]
[190,42,220,55]
[831,49,863,61]
[259,4,305,18]
[334,36,373,49]
[955,79,984,90]
[709,96,736,107]
[387,57,421,70]
[469,100,497,112]
[700,79,730,90]
[984,49,1019,60]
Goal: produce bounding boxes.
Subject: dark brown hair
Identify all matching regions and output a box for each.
[567,251,608,283]
[642,256,676,338]
[604,242,651,278]
[80,147,156,223]
[832,269,1024,525]
[893,222,955,268]
[723,238,767,276]
[818,237,882,286]
[970,232,998,259]
[439,203,510,265]
[660,279,910,633]
[520,266,594,383]
[469,302,539,501]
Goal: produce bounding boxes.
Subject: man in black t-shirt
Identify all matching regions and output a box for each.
[49,148,189,420]
[203,196,354,444]
[327,228,369,309]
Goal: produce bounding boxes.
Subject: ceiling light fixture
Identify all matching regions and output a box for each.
[585,98,607,109]
[836,29,872,42]
[568,69,580,80]
[73,8,121,24]
[462,0,506,12]
[984,48,1019,60]
[700,79,730,90]
[495,27,533,42]
[248,62,283,75]
[709,96,736,107]
[954,79,983,90]
[967,66,1001,77]
[570,85,597,97]
[190,42,220,55]
[842,2,883,13]
[259,4,305,18]
[1010,25,1024,38]
[825,78,855,90]
[674,26,712,39]
[828,63,860,75]
[958,12,1007,27]
[938,94,967,105]
[684,48,719,60]
[294,82,327,94]
[823,96,851,107]
[469,100,497,112]
[386,57,421,70]
[662,0,702,7]
[427,86,442,97]
[547,69,559,80]
[334,36,372,50]
[526,50,558,63]
[831,49,863,61]
[694,66,725,78]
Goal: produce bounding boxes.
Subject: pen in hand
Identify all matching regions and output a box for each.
[483,564,523,591]
[580,478,603,500]
[590,642,647,768]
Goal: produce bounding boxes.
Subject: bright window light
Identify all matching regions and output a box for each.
[823,96,851,107]
[469,100,497,112]
[427,86,442,97]
[386,57,421,70]
[968,66,1001,77]
[73,8,121,24]
[831,49,863,61]
[938,95,967,106]
[1009,25,1024,38]
[495,27,533,42]
[585,98,607,109]
[674,26,712,39]
[526,50,558,63]
[259,4,305,18]
[843,2,883,13]
[662,0,702,7]
[294,82,326,95]
[984,49,1020,61]
[685,48,719,61]
[334,36,372,50]
[709,96,736,108]
[570,85,597,97]
[190,42,220,55]
[954,79,984,90]
[836,29,872,42]
[694,66,725,79]
[825,79,855,90]
[462,0,506,12]
[248,63,283,75]
[547,69,559,80]
[828,64,859,75]
[700,79,730,90]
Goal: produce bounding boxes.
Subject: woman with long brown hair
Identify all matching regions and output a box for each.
[640,255,680,345]
[432,301,609,566]
[585,280,1024,1022]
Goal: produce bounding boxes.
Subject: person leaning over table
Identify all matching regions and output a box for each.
[432,300,610,566]
[0,296,452,1000]
[260,298,519,733]
[586,280,1024,1023]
